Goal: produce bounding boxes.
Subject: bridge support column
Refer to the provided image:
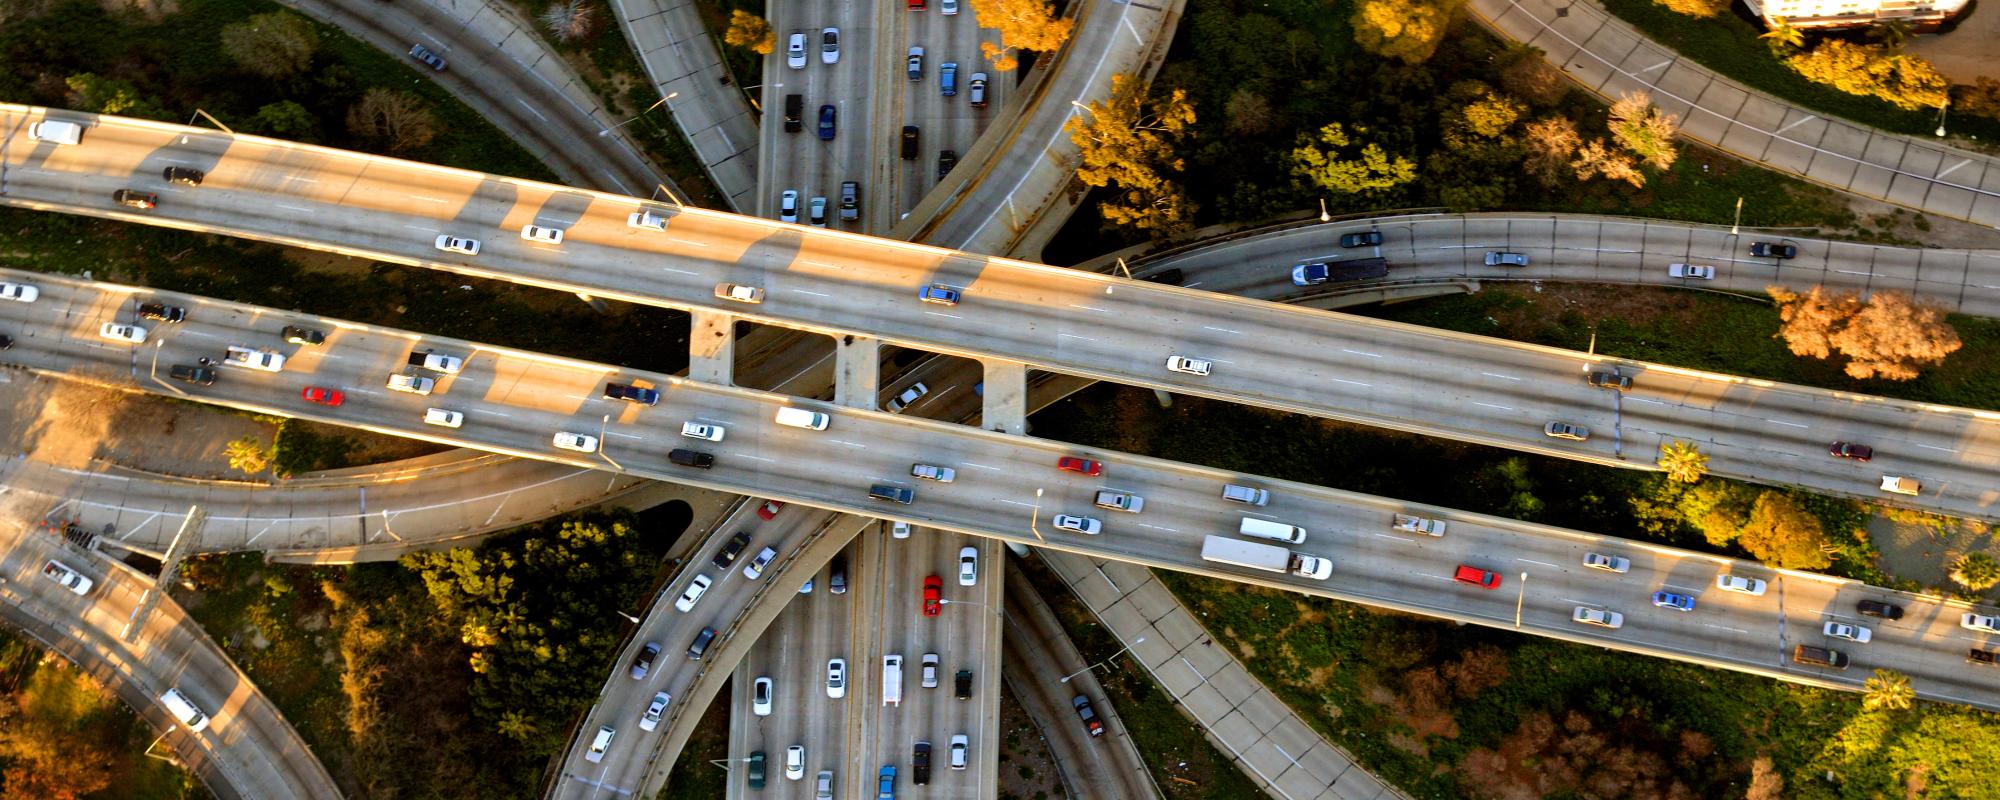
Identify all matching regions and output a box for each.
[686,309,734,386]
[833,335,881,410]
[981,360,1027,435]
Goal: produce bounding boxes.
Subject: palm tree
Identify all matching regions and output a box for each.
[1761,17,1804,58]
[1951,552,2000,592]
[1862,669,1914,712]
[1657,440,1709,483]
[224,437,270,475]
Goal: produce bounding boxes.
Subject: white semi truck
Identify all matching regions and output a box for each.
[882,654,904,707]
[1199,535,1332,580]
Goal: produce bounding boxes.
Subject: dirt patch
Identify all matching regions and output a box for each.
[997,683,1065,799]
[1869,511,2000,598]
[1830,197,2000,250]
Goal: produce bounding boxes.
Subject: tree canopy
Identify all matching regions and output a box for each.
[970,0,1074,72]
[723,10,774,55]
[1067,73,1197,234]
[220,12,319,80]
[1290,122,1418,196]
[1784,41,1948,111]
[1770,286,1962,380]
[1350,0,1463,65]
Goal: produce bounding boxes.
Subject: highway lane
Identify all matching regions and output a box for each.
[758,0,877,228]
[13,109,1999,519]
[890,0,1008,227]
[0,496,342,799]
[728,534,865,799]
[6,271,1999,711]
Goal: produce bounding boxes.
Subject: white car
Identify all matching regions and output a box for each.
[1582,552,1630,573]
[743,546,778,580]
[640,691,670,731]
[911,463,956,482]
[958,546,978,586]
[891,521,913,539]
[714,283,765,304]
[1823,621,1872,643]
[434,234,480,255]
[520,224,564,244]
[1053,514,1102,535]
[825,659,847,698]
[921,653,939,688]
[785,745,806,780]
[786,31,807,69]
[423,408,464,428]
[1571,607,1623,629]
[942,0,959,12]
[674,573,713,612]
[41,560,92,595]
[385,373,435,395]
[681,421,725,441]
[1962,613,2000,633]
[1715,574,1768,596]
[0,282,38,303]
[586,726,614,763]
[553,431,599,453]
[627,209,667,231]
[949,734,968,770]
[98,322,146,344]
[1165,355,1212,376]
[821,27,839,64]
[414,352,463,374]
[1669,263,1715,279]
[753,676,774,716]
[886,383,928,413]
[779,189,800,223]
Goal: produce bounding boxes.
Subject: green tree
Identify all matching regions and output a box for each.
[246,101,317,139]
[1461,92,1526,138]
[1736,491,1833,570]
[1657,440,1708,483]
[1760,17,1803,57]
[224,437,271,476]
[1289,122,1417,196]
[970,0,1075,72]
[723,10,774,55]
[219,11,319,80]
[1350,0,1463,65]
[1862,669,1915,712]
[62,74,166,120]
[1951,552,2000,592]
[1067,74,1197,234]
[1785,40,1949,111]
[1608,91,1679,171]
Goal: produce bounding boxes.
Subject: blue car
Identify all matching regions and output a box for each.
[878,764,897,799]
[818,105,837,141]
[1651,591,1695,612]
[918,284,960,306]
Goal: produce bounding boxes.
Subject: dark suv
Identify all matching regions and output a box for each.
[1586,370,1630,391]
[138,302,186,323]
[668,448,714,469]
[1749,242,1797,259]
[603,382,660,405]
[169,364,217,385]
[1072,695,1105,737]
[901,126,919,160]
[282,325,326,346]
[954,669,973,699]
[1857,599,1904,619]
[937,150,957,180]
[713,531,752,569]
[1339,231,1383,247]
[162,166,205,187]
[1791,644,1848,669]
[912,741,932,785]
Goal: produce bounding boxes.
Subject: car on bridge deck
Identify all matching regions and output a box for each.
[922,575,942,617]
[1651,591,1695,612]
[1453,565,1500,589]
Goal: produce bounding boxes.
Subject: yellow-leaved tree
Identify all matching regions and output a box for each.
[1350,0,1464,65]
[969,0,1074,72]
[1067,74,1197,234]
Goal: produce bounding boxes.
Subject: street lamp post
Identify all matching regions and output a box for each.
[1318,198,1331,223]
[1028,488,1047,544]
[599,92,679,137]
[1514,572,1529,628]
[1060,636,1146,683]
[1730,196,1743,237]
[596,414,624,470]
[614,609,640,625]
[1936,98,1950,138]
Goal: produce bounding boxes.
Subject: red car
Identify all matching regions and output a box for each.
[1453,565,1500,589]
[1829,442,1873,461]
[757,500,785,520]
[301,386,345,407]
[1056,456,1102,476]
[922,575,942,617]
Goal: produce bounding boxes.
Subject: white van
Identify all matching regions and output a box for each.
[159,688,210,732]
[1221,484,1269,506]
[1238,517,1306,544]
[775,407,830,430]
[29,120,83,145]
[882,654,904,707]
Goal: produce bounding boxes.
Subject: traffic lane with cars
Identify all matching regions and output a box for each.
[17,118,2000,522]
[8,270,2000,708]
[895,0,1006,223]
[732,539,865,799]
[760,0,876,232]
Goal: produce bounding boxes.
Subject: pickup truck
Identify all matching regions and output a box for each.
[1093,490,1144,513]
[408,350,464,374]
[224,345,285,372]
[603,383,659,405]
[1391,513,1446,537]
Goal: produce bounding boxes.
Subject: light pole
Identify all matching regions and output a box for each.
[600,92,679,137]
[1060,636,1146,683]
[1027,488,1047,544]
[596,414,624,470]
[1729,196,1743,236]
[1936,98,1950,138]
[1318,198,1331,223]
[1514,572,1529,628]
[614,609,640,625]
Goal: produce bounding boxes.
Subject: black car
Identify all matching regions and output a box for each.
[1971,648,1999,666]
[901,126,919,160]
[162,166,205,187]
[603,382,660,405]
[1072,695,1105,737]
[1749,242,1797,259]
[954,669,973,699]
[783,94,803,133]
[0,334,12,350]
[937,150,957,181]
[1857,599,1905,620]
[817,105,837,141]
[668,448,714,469]
[912,741,932,785]
[629,642,660,679]
[1140,268,1184,285]
[713,531,752,570]
[169,364,217,385]
[113,189,157,210]
[282,325,326,346]
[1339,231,1384,248]
[830,556,848,595]
[138,302,186,323]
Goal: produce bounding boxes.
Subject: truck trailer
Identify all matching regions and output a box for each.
[1199,535,1332,580]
